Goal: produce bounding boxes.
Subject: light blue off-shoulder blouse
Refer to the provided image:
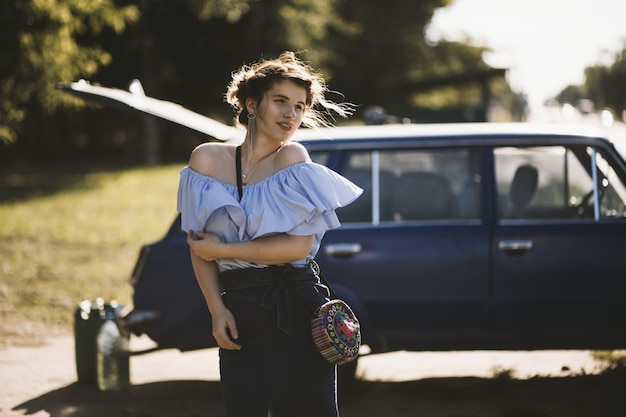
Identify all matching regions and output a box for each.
[177,161,363,272]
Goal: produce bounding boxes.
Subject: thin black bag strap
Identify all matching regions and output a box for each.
[235,145,243,201]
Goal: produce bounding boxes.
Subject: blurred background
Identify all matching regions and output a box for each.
[2,3,626,402]
[1,0,625,166]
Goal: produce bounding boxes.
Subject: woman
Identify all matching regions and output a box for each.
[177,51,362,417]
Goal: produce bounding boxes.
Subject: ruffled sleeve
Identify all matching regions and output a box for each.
[243,162,362,239]
[177,166,246,234]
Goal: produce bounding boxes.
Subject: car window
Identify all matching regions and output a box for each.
[309,150,330,166]
[593,150,626,218]
[495,146,626,220]
[337,147,481,223]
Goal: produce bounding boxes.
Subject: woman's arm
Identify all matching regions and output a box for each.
[189,250,241,350]
[187,231,314,265]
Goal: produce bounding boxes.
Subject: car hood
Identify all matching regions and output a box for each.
[57,79,242,141]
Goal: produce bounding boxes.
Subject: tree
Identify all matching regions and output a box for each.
[0,0,140,144]
[2,0,519,161]
[0,0,355,162]
[558,40,626,120]
[326,0,454,111]
[556,84,587,106]
[598,43,626,118]
[94,0,352,117]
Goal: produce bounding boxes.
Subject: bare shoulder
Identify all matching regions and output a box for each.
[275,141,311,170]
[189,142,235,176]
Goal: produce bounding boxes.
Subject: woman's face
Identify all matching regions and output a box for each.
[250,80,307,143]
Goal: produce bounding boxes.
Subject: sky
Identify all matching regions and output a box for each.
[426,0,626,111]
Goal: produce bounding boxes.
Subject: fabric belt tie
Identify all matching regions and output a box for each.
[219,263,329,335]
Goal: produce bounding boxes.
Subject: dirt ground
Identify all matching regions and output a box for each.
[2,334,626,417]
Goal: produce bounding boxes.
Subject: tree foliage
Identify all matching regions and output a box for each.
[0,0,139,143]
[557,40,626,120]
[90,0,353,120]
[328,0,453,108]
[1,0,520,161]
[586,43,626,118]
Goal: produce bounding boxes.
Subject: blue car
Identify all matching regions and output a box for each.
[129,122,626,363]
[60,81,626,379]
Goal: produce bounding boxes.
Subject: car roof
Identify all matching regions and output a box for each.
[296,123,626,170]
[293,122,612,142]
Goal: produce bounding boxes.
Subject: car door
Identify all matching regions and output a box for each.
[491,143,626,348]
[315,146,491,351]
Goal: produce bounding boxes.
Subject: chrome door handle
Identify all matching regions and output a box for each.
[498,240,533,252]
[324,243,362,256]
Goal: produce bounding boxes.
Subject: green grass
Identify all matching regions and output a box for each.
[0,164,183,347]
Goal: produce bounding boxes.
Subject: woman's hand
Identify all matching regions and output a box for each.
[186,239,238,349]
[211,304,241,350]
[187,230,222,261]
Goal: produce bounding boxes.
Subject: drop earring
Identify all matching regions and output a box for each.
[247,112,256,154]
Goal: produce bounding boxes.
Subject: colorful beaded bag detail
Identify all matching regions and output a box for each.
[311,299,360,365]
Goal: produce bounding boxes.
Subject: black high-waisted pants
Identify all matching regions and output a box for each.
[218,264,339,417]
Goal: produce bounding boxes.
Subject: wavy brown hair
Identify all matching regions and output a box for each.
[225,51,352,129]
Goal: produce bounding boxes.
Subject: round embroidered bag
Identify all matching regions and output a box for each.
[311,299,361,365]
